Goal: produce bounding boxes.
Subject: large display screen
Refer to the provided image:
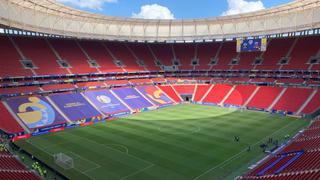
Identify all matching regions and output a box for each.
[236,38,267,52]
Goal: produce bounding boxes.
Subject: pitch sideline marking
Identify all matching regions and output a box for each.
[193,120,298,180]
[217,120,301,169]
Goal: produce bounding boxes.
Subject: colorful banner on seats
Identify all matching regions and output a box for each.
[6,96,66,129]
[112,88,152,110]
[49,93,101,121]
[137,86,173,106]
[84,89,130,115]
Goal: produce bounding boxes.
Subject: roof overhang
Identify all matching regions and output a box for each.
[0,0,319,41]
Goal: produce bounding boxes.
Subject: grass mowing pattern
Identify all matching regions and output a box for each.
[14,104,309,180]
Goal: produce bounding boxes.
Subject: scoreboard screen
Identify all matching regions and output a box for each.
[236,38,267,52]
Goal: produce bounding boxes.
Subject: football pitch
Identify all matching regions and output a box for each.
[14,104,310,180]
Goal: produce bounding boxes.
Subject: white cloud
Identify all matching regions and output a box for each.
[222,0,265,16]
[56,0,117,10]
[132,4,174,19]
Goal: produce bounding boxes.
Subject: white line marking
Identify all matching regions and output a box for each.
[120,164,154,180]
[193,121,298,180]
[25,140,96,179]
[67,151,101,173]
[64,130,154,166]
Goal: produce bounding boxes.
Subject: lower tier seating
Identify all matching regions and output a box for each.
[273,88,313,113]
[0,156,26,170]
[0,102,24,134]
[0,149,41,180]
[239,169,320,180]
[302,90,320,114]
[172,85,195,95]
[246,86,283,110]
[241,120,320,179]
[158,85,182,102]
[202,84,233,104]
[0,170,42,180]
[193,84,211,102]
[224,85,257,106]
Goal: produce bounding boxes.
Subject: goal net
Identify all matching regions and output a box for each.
[54,153,74,170]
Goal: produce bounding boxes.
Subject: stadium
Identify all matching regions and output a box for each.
[0,0,319,179]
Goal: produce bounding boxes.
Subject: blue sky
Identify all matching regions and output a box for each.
[57,0,293,19]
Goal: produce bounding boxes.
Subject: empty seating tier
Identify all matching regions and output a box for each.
[273,88,313,113]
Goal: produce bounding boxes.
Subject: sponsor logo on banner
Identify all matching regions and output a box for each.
[32,131,50,136]
[39,123,65,132]
[64,102,86,108]
[202,102,217,106]
[96,95,111,104]
[50,127,65,133]
[96,95,123,110]
[12,134,31,142]
[84,90,130,115]
[124,95,140,100]
[49,93,101,121]
[142,86,172,105]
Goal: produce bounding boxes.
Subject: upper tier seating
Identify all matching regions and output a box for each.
[0,35,319,76]
[212,42,237,70]
[0,86,40,95]
[173,44,196,70]
[49,39,95,74]
[104,42,145,72]
[78,40,123,72]
[149,44,174,67]
[232,51,260,70]
[13,37,68,75]
[126,43,160,71]
[0,36,32,77]
[41,84,75,91]
[282,36,320,70]
[196,43,220,70]
[256,38,295,70]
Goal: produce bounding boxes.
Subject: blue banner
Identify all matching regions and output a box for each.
[49,93,101,121]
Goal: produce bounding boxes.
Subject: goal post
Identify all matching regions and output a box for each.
[54,153,74,170]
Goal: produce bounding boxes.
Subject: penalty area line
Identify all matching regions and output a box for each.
[67,151,101,173]
[120,164,154,180]
[63,130,154,166]
[25,140,98,180]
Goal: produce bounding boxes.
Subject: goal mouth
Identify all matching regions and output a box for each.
[54,153,74,170]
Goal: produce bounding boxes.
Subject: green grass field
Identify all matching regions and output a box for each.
[14,104,310,180]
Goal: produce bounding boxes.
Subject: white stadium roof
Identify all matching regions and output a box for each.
[0,0,319,41]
